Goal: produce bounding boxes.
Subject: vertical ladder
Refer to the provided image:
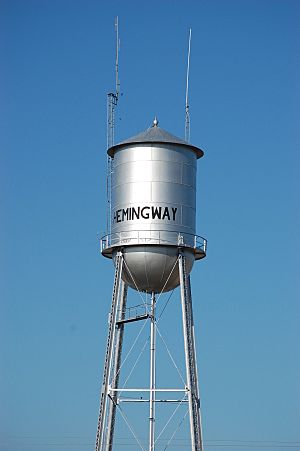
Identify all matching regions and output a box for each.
[106,282,128,451]
[95,252,124,451]
[178,253,204,451]
[106,92,117,237]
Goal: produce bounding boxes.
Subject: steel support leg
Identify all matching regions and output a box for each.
[178,253,204,451]
[95,252,124,451]
[106,281,128,451]
[149,292,156,451]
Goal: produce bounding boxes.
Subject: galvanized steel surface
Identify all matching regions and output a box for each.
[103,122,206,292]
[111,143,197,240]
[112,246,195,293]
[107,123,204,158]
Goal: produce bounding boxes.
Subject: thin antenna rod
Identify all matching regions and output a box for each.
[115,16,120,100]
[185,28,192,142]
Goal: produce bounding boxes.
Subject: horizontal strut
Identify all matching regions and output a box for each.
[116,313,150,325]
[109,388,187,392]
[118,398,188,403]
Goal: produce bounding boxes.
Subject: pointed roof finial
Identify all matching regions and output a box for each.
[153,117,159,127]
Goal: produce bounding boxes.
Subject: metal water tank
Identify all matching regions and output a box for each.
[101,119,206,293]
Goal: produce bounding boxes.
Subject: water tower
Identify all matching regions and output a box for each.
[95,118,207,451]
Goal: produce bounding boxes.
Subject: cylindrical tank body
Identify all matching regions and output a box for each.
[102,120,205,293]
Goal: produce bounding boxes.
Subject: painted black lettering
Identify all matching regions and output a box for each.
[122,208,129,221]
[114,205,178,223]
[132,207,140,220]
[151,206,162,219]
[141,206,150,219]
[162,207,170,220]
[172,207,177,221]
[116,209,122,223]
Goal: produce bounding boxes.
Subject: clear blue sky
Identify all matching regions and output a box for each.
[1,0,299,450]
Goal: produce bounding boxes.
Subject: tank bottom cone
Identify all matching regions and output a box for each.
[112,245,194,293]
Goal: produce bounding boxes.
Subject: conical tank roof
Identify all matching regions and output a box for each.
[107,118,204,158]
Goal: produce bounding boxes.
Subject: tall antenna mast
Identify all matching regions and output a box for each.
[106,16,120,236]
[185,28,192,142]
[107,16,120,150]
[115,16,120,101]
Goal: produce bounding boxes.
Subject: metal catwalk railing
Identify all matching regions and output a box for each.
[100,229,207,255]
